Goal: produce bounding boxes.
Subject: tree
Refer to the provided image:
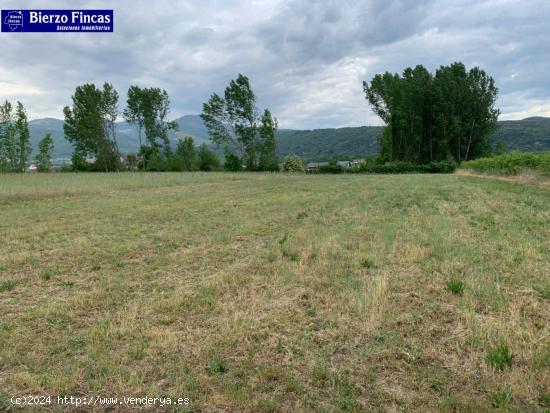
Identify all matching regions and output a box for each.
[364,62,499,163]
[282,155,305,172]
[14,102,31,172]
[63,83,120,172]
[124,86,178,164]
[224,149,242,171]
[0,100,16,172]
[258,109,279,171]
[36,133,54,172]
[175,137,197,171]
[196,143,220,171]
[70,148,88,171]
[201,74,277,170]
[123,86,145,147]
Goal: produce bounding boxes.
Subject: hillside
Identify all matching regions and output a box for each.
[29,115,210,159]
[28,115,550,161]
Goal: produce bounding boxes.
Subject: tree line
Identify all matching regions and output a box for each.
[364,62,500,163]
[61,74,279,172]
[0,101,54,172]
[0,62,501,173]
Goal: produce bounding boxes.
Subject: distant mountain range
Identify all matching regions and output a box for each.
[29,115,550,162]
[29,115,211,160]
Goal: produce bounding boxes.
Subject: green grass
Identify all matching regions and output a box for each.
[447,279,465,295]
[0,172,549,411]
[486,343,515,370]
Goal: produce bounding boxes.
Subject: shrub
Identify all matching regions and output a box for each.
[224,151,242,171]
[197,144,221,171]
[423,160,457,173]
[486,343,514,370]
[317,161,344,174]
[460,151,550,176]
[351,160,456,174]
[282,155,305,173]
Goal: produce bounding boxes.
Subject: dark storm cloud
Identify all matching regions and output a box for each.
[0,0,549,128]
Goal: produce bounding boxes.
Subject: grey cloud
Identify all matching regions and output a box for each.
[0,0,549,128]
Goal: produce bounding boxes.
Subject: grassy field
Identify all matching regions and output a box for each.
[0,172,549,412]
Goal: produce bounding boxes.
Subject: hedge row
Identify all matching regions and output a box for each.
[460,152,550,176]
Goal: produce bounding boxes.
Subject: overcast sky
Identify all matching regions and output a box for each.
[1,0,549,128]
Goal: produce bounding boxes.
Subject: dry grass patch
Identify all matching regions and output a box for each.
[0,172,548,412]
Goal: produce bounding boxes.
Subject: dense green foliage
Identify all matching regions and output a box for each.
[258,109,279,171]
[282,155,305,172]
[224,150,242,171]
[142,137,222,172]
[0,101,31,172]
[364,62,499,163]
[63,83,120,172]
[460,151,550,176]
[123,86,178,166]
[197,143,221,171]
[14,102,31,172]
[316,161,345,174]
[35,134,54,172]
[175,137,197,171]
[349,160,457,174]
[201,74,278,171]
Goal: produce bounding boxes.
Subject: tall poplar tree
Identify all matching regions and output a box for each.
[364,62,499,163]
[63,83,120,171]
[0,101,15,172]
[201,74,278,171]
[14,102,31,172]
[124,86,178,164]
[36,133,54,172]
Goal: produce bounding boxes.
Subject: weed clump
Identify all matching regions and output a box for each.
[206,357,228,374]
[486,344,514,370]
[447,279,465,295]
[361,258,376,269]
[0,280,17,292]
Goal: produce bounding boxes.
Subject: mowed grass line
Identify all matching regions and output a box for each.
[0,173,549,412]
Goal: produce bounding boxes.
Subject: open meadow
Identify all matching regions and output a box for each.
[0,172,549,412]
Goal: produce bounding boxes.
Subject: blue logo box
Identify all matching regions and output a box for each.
[1,10,113,32]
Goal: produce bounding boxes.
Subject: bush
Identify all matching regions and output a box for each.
[317,160,344,174]
[460,151,550,176]
[224,152,242,171]
[282,155,305,173]
[350,160,456,174]
[197,144,221,171]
